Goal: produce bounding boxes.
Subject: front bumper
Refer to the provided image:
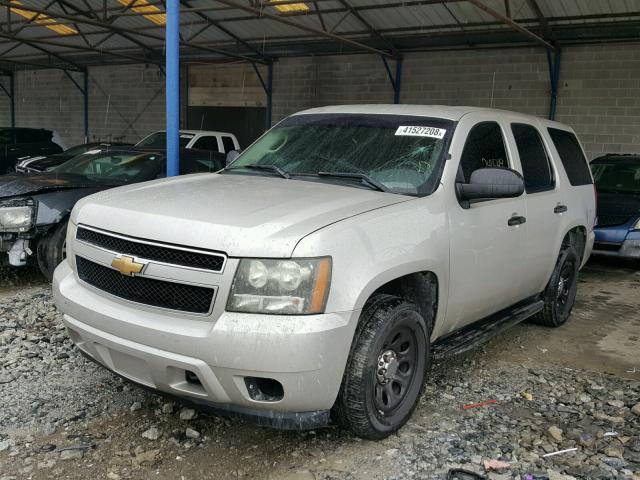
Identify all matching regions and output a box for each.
[53,260,358,428]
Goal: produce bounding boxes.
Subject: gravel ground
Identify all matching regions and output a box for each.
[0,262,639,480]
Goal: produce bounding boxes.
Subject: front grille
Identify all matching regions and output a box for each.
[76,256,215,313]
[76,226,225,272]
[596,216,631,227]
[593,242,621,252]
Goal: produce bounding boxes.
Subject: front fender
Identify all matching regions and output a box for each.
[293,191,450,341]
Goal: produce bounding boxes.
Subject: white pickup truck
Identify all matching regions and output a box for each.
[53,105,596,439]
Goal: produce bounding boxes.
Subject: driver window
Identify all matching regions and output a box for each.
[459,122,509,182]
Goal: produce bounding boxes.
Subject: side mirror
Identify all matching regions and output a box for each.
[457,167,524,202]
[225,150,240,166]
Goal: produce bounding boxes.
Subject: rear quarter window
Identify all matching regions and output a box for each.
[512,123,554,193]
[547,128,592,186]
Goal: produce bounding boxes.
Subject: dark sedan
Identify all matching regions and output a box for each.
[0,147,225,279]
[15,141,132,173]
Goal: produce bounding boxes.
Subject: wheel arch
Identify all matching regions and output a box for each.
[356,268,440,341]
[561,225,587,263]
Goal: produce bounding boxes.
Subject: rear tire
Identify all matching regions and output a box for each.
[531,246,579,328]
[37,220,68,281]
[332,294,430,440]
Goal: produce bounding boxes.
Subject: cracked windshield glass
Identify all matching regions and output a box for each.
[227,114,452,195]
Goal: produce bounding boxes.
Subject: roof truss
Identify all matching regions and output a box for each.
[0,0,638,70]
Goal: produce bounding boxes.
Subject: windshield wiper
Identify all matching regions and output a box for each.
[317,171,389,192]
[225,164,290,179]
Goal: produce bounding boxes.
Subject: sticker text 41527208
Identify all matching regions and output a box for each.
[394,126,447,139]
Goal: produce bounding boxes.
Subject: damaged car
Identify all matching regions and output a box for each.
[15,141,132,173]
[54,106,595,439]
[1,147,225,279]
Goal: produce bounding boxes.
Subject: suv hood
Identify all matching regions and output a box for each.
[73,173,411,257]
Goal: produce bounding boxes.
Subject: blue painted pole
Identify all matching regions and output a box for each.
[394,58,403,104]
[83,71,89,142]
[546,48,561,120]
[166,0,180,177]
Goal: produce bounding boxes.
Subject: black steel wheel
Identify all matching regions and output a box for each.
[332,294,429,440]
[531,246,580,328]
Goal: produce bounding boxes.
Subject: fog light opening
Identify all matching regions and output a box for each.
[185,370,202,386]
[244,377,284,402]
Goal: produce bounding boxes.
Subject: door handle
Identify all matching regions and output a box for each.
[508,215,526,226]
[554,204,568,214]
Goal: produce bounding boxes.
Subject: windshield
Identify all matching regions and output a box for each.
[56,151,163,182]
[227,114,452,195]
[136,132,192,149]
[591,161,640,195]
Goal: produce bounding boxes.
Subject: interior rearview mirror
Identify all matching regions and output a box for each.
[456,167,524,204]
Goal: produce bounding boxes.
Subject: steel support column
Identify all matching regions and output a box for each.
[63,69,90,141]
[546,48,561,120]
[253,62,274,130]
[166,0,180,177]
[382,56,403,104]
[0,71,15,127]
[83,70,89,141]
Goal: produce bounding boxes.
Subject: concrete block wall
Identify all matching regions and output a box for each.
[272,43,640,159]
[555,44,640,158]
[4,42,640,159]
[7,63,166,146]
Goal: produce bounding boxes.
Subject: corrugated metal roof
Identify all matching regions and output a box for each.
[0,0,639,69]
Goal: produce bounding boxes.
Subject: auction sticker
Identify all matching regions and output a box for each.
[395,126,446,139]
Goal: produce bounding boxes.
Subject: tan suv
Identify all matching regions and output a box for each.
[53,105,596,439]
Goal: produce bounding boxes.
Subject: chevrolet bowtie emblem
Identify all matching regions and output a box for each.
[111,255,145,276]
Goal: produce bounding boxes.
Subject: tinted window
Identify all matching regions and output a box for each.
[221,136,236,153]
[459,122,508,182]
[59,151,163,182]
[511,123,554,193]
[591,161,640,195]
[192,136,219,152]
[548,128,592,186]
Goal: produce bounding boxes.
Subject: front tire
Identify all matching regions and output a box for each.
[531,246,580,327]
[332,295,430,440]
[36,220,68,281]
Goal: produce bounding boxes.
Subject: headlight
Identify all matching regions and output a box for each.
[227,257,332,315]
[633,218,640,231]
[0,201,34,232]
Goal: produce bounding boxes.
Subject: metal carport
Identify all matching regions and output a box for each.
[1,0,639,173]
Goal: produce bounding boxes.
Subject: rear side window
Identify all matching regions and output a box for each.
[192,136,219,152]
[221,136,236,153]
[459,122,508,182]
[511,123,554,193]
[548,128,592,186]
